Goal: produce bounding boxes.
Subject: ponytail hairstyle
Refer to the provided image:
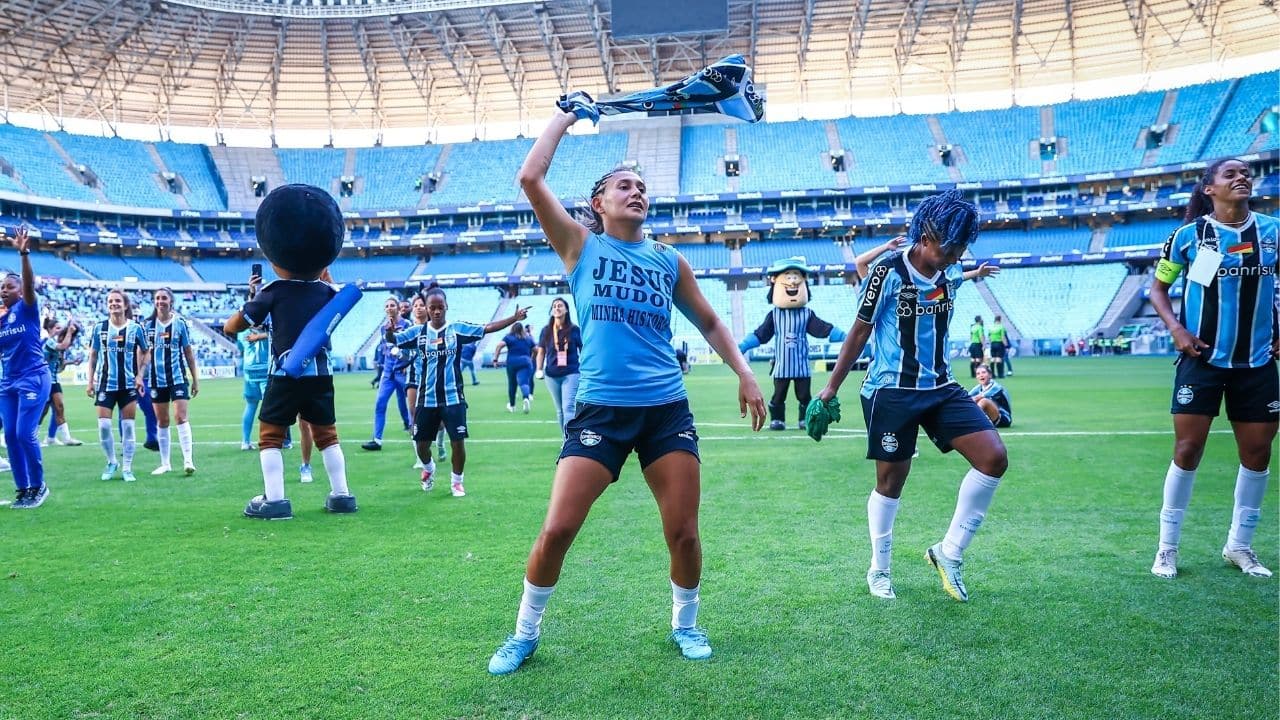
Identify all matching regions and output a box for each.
[577,166,641,234]
[1183,158,1238,223]
[511,322,526,339]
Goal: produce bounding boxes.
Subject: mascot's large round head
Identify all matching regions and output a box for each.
[766,256,811,308]
[255,183,344,279]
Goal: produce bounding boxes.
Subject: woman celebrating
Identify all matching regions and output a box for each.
[86,288,149,483]
[386,285,526,496]
[487,101,765,675]
[493,322,536,413]
[534,297,582,434]
[1148,157,1278,579]
[41,316,85,447]
[0,227,54,508]
[141,288,199,475]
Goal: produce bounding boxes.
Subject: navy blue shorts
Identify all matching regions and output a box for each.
[414,403,467,441]
[150,383,189,404]
[861,384,994,461]
[50,382,63,397]
[559,399,700,481]
[95,388,138,410]
[1172,355,1279,423]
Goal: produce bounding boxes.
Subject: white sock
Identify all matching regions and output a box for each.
[260,448,286,502]
[1227,466,1269,551]
[98,418,114,462]
[671,580,700,630]
[1159,461,1197,551]
[158,426,171,467]
[514,577,555,641]
[321,445,349,495]
[177,422,193,465]
[57,423,72,442]
[941,468,1002,561]
[867,491,900,572]
[451,472,464,486]
[121,420,136,471]
[425,458,436,476]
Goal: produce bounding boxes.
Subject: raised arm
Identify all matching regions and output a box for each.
[483,306,529,336]
[853,235,904,280]
[13,226,37,306]
[516,112,590,272]
[963,262,1000,282]
[672,256,766,430]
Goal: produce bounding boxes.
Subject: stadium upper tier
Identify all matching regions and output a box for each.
[0,74,1273,213]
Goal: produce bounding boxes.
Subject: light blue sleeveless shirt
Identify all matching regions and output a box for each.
[569,233,686,406]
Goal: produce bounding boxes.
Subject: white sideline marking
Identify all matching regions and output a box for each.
[62,427,1232,448]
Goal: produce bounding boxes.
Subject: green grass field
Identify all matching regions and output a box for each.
[2,357,1276,720]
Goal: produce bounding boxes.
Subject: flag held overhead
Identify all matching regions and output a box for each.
[557,54,765,125]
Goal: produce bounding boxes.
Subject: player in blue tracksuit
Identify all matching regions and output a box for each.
[1148,157,1279,580]
[494,323,536,413]
[0,227,54,508]
[87,288,150,483]
[487,103,765,675]
[362,297,413,451]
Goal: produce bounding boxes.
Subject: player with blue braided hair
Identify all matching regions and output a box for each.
[810,189,1008,604]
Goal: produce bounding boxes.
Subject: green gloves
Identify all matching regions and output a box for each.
[805,396,841,442]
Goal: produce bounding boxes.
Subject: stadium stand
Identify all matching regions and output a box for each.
[191,258,278,284]
[679,125,729,196]
[736,120,833,192]
[153,142,225,210]
[1157,80,1233,166]
[351,144,441,210]
[1053,91,1164,175]
[0,124,99,203]
[55,133,177,209]
[276,148,346,194]
[1201,73,1280,158]
[836,115,951,187]
[672,242,732,269]
[986,264,1129,340]
[977,227,1092,256]
[428,138,533,207]
[0,248,89,279]
[1103,218,1184,249]
[936,105,1042,181]
[122,255,192,282]
[740,238,845,267]
[418,251,518,277]
[670,279,730,351]
[521,251,568,276]
[328,255,419,283]
[544,133,630,200]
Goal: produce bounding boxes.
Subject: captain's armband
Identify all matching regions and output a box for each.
[1154,259,1184,285]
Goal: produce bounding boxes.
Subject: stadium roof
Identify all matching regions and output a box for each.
[0,0,1275,141]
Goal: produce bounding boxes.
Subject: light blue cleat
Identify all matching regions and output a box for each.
[488,635,539,675]
[122,470,137,483]
[925,542,969,602]
[100,462,118,481]
[670,627,713,660]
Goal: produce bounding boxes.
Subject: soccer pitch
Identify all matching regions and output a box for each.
[2,357,1276,720]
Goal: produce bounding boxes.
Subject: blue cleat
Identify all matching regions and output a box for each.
[488,635,539,675]
[100,462,118,481]
[925,542,969,602]
[670,627,713,660]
